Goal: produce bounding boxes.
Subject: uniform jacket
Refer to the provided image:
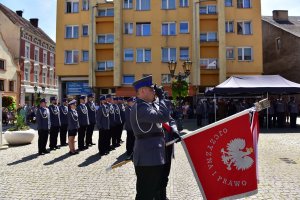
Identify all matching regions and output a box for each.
[67,109,80,130]
[96,104,110,130]
[59,105,68,125]
[113,104,123,126]
[86,101,96,124]
[49,104,61,127]
[124,105,133,131]
[36,107,51,130]
[107,103,116,127]
[77,104,90,126]
[130,98,170,166]
[288,101,299,114]
[118,103,126,124]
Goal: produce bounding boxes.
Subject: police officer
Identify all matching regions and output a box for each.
[96,95,110,156]
[130,75,170,200]
[106,94,116,150]
[275,96,286,128]
[49,96,61,150]
[77,95,90,151]
[113,97,123,147]
[124,97,135,157]
[86,93,97,146]
[118,97,126,144]
[288,96,298,128]
[59,98,68,146]
[67,99,79,155]
[36,98,50,155]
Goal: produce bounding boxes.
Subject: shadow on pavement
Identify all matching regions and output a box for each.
[7,153,39,166]
[78,153,101,167]
[44,153,70,165]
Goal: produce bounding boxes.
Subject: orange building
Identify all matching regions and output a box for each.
[56,0,262,98]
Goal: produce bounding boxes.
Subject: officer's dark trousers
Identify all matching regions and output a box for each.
[78,125,87,149]
[50,126,60,148]
[134,165,164,200]
[290,113,297,128]
[98,129,107,153]
[86,123,95,145]
[38,129,49,153]
[117,124,123,144]
[111,126,118,147]
[196,114,202,126]
[107,126,114,149]
[60,124,68,145]
[126,130,135,155]
[277,112,285,128]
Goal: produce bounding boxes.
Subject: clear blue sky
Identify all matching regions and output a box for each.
[1,0,299,42]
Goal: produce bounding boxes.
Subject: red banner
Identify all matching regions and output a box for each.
[182,110,258,200]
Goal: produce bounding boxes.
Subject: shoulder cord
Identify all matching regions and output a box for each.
[80,104,88,114]
[50,105,59,115]
[89,102,96,111]
[39,108,48,119]
[115,105,120,114]
[71,110,78,121]
[102,105,109,117]
[61,106,68,115]
[135,103,153,133]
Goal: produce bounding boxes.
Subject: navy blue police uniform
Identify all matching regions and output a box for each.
[86,93,97,146]
[59,98,68,146]
[106,94,116,149]
[67,100,80,136]
[48,96,61,150]
[77,95,90,150]
[113,97,123,147]
[124,97,135,156]
[130,75,170,200]
[36,98,51,155]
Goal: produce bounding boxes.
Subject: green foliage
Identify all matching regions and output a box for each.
[171,79,189,101]
[35,96,41,106]
[8,114,30,131]
[2,96,16,111]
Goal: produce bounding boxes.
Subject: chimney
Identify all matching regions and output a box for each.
[29,18,39,28]
[272,10,289,21]
[16,10,23,17]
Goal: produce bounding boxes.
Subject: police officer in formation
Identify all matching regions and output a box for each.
[130,75,171,200]
[59,98,68,146]
[96,95,110,156]
[67,99,79,155]
[36,98,51,155]
[113,97,123,147]
[49,96,61,150]
[124,97,135,158]
[77,95,90,151]
[118,97,126,144]
[86,93,97,146]
[106,94,116,150]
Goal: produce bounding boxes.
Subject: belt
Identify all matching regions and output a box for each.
[135,132,164,139]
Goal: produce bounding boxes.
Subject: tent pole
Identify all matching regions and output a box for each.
[267,92,269,129]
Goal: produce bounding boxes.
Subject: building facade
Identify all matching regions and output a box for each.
[0,4,58,106]
[56,0,263,98]
[262,10,300,83]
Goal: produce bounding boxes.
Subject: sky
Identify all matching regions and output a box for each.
[0,0,299,42]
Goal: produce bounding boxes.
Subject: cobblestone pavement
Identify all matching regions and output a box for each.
[1,120,300,200]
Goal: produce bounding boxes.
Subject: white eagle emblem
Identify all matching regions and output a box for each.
[221,138,254,171]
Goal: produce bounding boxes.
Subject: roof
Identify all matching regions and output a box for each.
[0,3,55,45]
[206,75,300,95]
[262,16,300,38]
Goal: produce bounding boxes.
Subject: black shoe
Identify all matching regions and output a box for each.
[61,143,68,146]
[50,147,56,151]
[69,151,79,155]
[110,146,115,150]
[43,150,50,154]
[120,140,124,143]
[78,148,85,151]
[91,143,96,145]
[99,152,106,156]
[84,146,89,149]
[39,152,45,155]
[55,146,60,149]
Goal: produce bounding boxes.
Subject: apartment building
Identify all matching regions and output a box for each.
[56,0,262,98]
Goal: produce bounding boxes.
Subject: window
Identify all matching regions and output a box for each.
[97,34,114,43]
[25,42,30,59]
[82,25,88,36]
[50,54,54,67]
[162,22,176,36]
[24,67,30,81]
[162,0,175,9]
[200,5,217,14]
[123,75,135,84]
[65,50,79,64]
[225,0,232,7]
[43,51,47,65]
[276,37,281,50]
[136,0,150,11]
[136,23,151,36]
[162,47,176,62]
[82,50,89,62]
[82,0,89,10]
[225,21,234,33]
[0,80,4,91]
[66,1,79,13]
[34,47,39,62]
[49,71,54,85]
[200,59,218,69]
[237,0,251,8]
[180,22,189,33]
[42,70,47,84]
[180,0,189,7]
[0,59,5,70]
[136,49,151,62]
[226,47,234,59]
[97,61,114,71]
[238,47,252,61]
[9,81,14,92]
[237,21,252,35]
[161,74,171,84]
[65,25,79,38]
[124,23,133,34]
[200,32,218,42]
[123,0,133,9]
[98,8,114,16]
[34,67,39,83]
[180,47,189,60]
[124,49,134,61]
